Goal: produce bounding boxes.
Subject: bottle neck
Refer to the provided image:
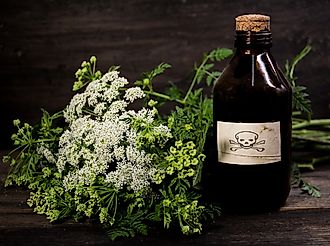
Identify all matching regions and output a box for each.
[234,30,272,55]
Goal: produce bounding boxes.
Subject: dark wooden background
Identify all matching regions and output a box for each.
[0,0,329,148]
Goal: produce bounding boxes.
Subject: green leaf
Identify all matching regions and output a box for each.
[285,44,313,119]
[108,65,120,72]
[285,45,312,82]
[292,163,321,198]
[206,71,222,86]
[293,85,312,118]
[165,83,182,100]
[208,48,233,62]
[143,63,171,81]
[300,181,321,198]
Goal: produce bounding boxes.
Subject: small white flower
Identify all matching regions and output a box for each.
[63,93,87,123]
[128,108,155,124]
[113,146,125,161]
[103,87,120,103]
[124,87,145,102]
[154,124,172,138]
[37,144,57,164]
[94,102,107,115]
[110,76,129,90]
[101,71,120,84]
[108,100,128,114]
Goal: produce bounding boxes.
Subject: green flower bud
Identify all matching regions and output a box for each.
[175,140,183,148]
[187,168,195,177]
[191,158,199,166]
[183,160,191,167]
[182,148,189,156]
[75,69,82,77]
[165,155,174,162]
[95,71,102,78]
[170,146,177,154]
[193,227,201,234]
[166,166,174,175]
[81,61,87,67]
[143,78,150,86]
[198,154,206,162]
[186,141,195,149]
[191,200,198,207]
[184,124,193,131]
[189,149,197,157]
[90,56,97,63]
[152,107,158,115]
[109,217,115,226]
[178,171,185,179]
[148,99,157,107]
[162,199,171,207]
[2,155,10,163]
[77,203,87,212]
[174,162,183,171]
[13,119,20,126]
[182,225,190,234]
[73,80,83,91]
[42,167,51,177]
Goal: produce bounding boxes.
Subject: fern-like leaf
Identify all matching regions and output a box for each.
[208,48,233,62]
[143,63,171,81]
[285,45,313,118]
[300,181,321,198]
[292,163,321,198]
[105,211,149,240]
[293,85,312,118]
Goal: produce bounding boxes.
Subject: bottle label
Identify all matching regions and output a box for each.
[217,121,281,165]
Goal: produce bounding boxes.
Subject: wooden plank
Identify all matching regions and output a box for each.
[1,148,330,245]
[0,209,329,245]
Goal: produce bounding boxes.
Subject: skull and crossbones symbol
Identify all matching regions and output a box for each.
[229,131,265,152]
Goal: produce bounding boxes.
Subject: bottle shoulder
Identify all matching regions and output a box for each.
[214,52,292,95]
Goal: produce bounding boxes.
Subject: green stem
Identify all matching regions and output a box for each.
[289,45,312,82]
[292,135,330,145]
[292,119,330,130]
[6,144,26,157]
[33,139,58,143]
[144,91,185,105]
[183,56,210,102]
[92,60,96,75]
[292,111,302,116]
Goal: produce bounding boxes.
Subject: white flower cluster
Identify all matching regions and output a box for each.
[57,71,171,192]
[63,71,129,124]
[37,143,57,164]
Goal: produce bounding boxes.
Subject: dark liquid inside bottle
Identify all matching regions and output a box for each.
[204,25,292,213]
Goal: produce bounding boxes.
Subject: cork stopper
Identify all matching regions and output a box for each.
[235,14,270,32]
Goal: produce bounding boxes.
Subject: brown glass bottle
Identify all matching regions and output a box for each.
[206,14,292,213]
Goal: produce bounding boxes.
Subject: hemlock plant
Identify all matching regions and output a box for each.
[3,46,329,240]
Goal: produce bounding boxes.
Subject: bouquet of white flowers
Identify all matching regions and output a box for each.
[4,46,323,240]
[4,50,232,239]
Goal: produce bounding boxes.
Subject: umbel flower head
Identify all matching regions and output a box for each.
[56,71,172,192]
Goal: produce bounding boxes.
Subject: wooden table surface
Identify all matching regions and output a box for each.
[0,151,329,246]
